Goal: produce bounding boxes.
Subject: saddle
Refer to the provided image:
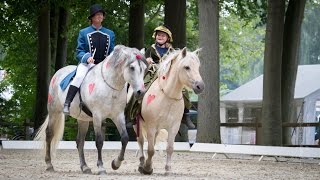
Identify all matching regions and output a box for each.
[59,67,93,117]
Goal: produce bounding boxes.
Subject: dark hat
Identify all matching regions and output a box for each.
[88,4,105,20]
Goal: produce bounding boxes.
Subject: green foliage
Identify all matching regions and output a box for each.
[144,0,165,47]
[222,0,267,26]
[220,13,265,91]
[299,0,320,64]
[0,1,38,138]
[0,0,267,139]
[186,0,199,51]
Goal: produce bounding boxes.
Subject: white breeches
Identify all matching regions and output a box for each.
[70,63,95,88]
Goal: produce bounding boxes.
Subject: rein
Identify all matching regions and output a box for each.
[160,87,183,101]
[100,60,124,91]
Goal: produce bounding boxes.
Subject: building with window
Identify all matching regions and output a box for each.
[220,64,320,145]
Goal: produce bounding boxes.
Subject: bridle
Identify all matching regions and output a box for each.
[100,59,124,91]
[100,54,148,92]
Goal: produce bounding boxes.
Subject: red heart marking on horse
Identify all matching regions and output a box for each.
[147,94,155,105]
[105,62,110,69]
[48,93,53,104]
[89,83,95,94]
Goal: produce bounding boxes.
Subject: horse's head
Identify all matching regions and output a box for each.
[112,45,148,98]
[175,48,205,94]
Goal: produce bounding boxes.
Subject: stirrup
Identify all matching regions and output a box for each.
[63,103,70,115]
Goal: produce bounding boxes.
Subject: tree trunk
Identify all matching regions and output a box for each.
[55,6,69,72]
[50,2,59,69]
[261,0,285,146]
[281,0,306,146]
[164,0,186,48]
[34,4,50,129]
[197,0,220,143]
[129,0,144,49]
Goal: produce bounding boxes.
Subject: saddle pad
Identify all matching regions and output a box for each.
[60,69,76,91]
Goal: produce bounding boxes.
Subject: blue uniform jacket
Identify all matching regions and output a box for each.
[60,25,115,91]
[76,25,115,64]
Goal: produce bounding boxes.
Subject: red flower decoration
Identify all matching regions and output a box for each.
[136,54,142,60]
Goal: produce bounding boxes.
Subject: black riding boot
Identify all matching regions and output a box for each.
[63,85,79,115]
[182,113,196,129]
[181,108,195,129]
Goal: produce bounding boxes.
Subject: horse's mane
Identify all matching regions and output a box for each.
[107,45,140,68]
[157,48,200,77]
[158,50,180,77]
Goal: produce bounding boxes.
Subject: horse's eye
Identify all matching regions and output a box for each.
[130,66,135,71]
[184,66,190,70]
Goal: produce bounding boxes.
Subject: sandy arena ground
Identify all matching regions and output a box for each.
[0,147,319,180]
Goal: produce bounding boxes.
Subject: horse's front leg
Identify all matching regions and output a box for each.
[92,117,106,175]
[143,127,156,175]
[111,112,129,170]
[76,120,91,174]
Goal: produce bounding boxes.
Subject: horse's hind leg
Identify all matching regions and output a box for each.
[44,113,65,171]
[45,120,54,171]
[165,125,180,173]
[76,120,91,174]
[111,113,129,170]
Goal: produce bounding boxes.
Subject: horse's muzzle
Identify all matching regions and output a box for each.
[134,89,146,99]
[193,81,205,94]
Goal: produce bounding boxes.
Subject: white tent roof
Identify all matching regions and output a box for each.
[221,64,320,102]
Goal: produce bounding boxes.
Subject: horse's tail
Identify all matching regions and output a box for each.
[34,113,65,155]
[33,116,49,142]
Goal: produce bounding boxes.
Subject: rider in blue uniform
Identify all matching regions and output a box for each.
[63,4,115,115]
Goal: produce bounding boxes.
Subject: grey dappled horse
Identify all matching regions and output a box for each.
[35,45,147,174]
[135,48,204,174]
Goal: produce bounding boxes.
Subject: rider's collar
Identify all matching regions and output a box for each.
[91,24,102,30]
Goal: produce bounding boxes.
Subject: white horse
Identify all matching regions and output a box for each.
[135,48,205,174]
[35,45,148,174]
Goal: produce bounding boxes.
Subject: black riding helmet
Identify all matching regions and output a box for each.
[88,4,105,19]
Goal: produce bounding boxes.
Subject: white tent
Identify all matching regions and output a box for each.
[220,64,320,145]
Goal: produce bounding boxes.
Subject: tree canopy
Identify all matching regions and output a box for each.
[0,0,319,142]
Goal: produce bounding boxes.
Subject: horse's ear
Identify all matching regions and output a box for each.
[181,47,187,57]
[140,48,145,55]
[193,48,202,56]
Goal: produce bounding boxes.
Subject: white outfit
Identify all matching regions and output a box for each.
[70,63,96,88]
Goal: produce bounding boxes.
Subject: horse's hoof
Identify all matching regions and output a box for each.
[82,167,92,174]
[142,167,153,175]
[46,166,54,172]
[98,170,107,175]
[164,171,172,176]
[138,166,144,174]
[165,165,171,171]
[111,160,120,170]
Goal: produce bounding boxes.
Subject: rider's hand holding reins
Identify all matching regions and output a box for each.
[87,48,96,64]
[87,57,95,64]
[146,57,154,64]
